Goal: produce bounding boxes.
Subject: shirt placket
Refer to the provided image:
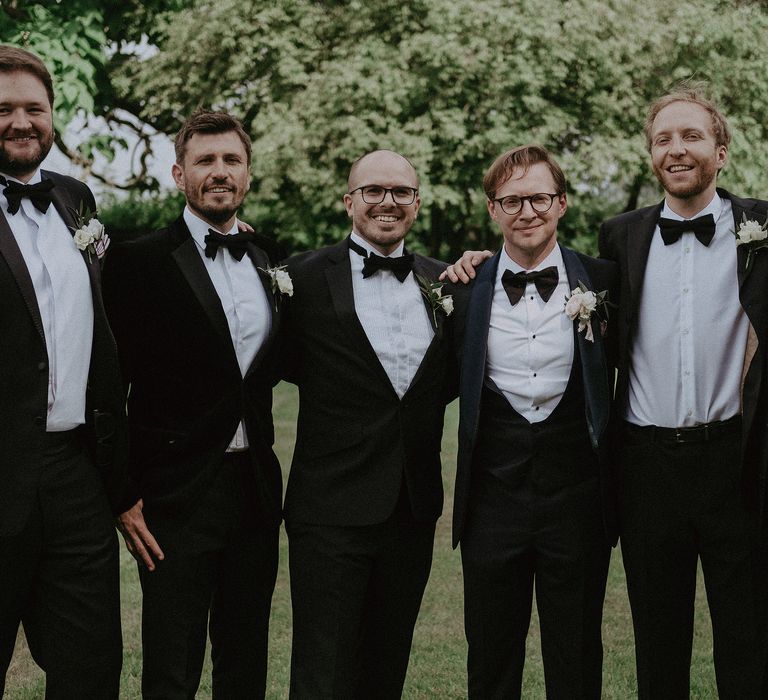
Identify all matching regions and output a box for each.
[680,235,696,423]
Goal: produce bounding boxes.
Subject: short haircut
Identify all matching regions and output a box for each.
[483,144,566,200]
[644,81,731,151]
[0,45,54,106]
[174,110,252,165]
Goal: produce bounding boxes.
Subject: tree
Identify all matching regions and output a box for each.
[5,1,768,256]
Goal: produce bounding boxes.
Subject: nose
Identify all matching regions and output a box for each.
[9,107,32,131]
[380,189,397,205]
[669,135,686,156]
[211,157,228,178]
[518,198,537,217]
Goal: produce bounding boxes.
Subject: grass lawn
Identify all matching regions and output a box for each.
[7,382,719,698]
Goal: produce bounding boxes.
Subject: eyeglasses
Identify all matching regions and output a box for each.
[491,192,561,216]
[348,185,419,205]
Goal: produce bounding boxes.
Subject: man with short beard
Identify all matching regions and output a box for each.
[0,45,127,698]
[599,85,768,699]
[102,110,284,698]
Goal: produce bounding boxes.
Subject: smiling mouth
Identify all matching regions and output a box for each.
[206,187,232,194]
[667,164,693,173]
[372,214,399,223]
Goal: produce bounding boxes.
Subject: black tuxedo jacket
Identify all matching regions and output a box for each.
[451,244,619,548]
[102,216,283,526]
[0,170,127,536]
[281,238,457,527]
[598,188,768,523]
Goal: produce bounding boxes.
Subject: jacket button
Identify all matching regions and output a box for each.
[34,416,45,427]
[38,361,47,371]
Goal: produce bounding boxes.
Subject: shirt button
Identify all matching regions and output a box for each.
[533,373,537,377]
[534,406,540,411]
[684,247,691,253]
[687,410,693,417]
[683,287,689,293]
[682,329,689,335]
[532,334,536,339]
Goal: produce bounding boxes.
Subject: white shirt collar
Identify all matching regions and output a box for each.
[661,191,723,222]
[498,242,564,277]
[184,206,238,251]
[0,168,43,186]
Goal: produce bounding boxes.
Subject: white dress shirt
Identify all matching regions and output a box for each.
[627,193,747,427]
[486,245,573,423]
[1,168,93,431]
[349,231,434,399]
[184,208,272,449]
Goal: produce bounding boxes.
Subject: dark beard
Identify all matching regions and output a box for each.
[197,204,239,225]
[0,130,54,178]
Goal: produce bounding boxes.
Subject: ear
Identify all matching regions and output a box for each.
[171,163,185,192]
[487,199,498,222]
[716,144,728,172]
[557,192,568,220]
[343,193,354,218]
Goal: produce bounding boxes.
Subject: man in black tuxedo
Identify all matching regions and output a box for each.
[102,111,284,698]
[0,46,127,698]
[451,145,617,698]
[598,86,767,698]
[282,149,456,698]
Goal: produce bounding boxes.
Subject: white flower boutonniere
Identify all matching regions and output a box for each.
[416,274,453,325]
[564,281,611,343]
[734,213,768,274]
[259,265,293,308]
[69,204,109,263]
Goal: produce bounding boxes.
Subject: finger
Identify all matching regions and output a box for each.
[438,270,447,282]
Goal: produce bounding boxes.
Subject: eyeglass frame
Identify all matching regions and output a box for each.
[348,185,419,206]
[490,192,563,216]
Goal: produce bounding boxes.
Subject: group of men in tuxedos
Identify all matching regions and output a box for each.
[1,42,767,700]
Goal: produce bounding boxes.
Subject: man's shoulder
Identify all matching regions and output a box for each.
[41,169,89,192]
[413,252,448,279]
[285,239,347,271]
[601,203,660,231]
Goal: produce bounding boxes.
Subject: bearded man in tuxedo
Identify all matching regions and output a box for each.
[282,149,456,698]
[103,110,284,699]
[598,85,768,699]
[0,45,127,698]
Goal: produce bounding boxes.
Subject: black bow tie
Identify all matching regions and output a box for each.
[203,229,254,261]
[501,266,559,306]
[658,214,716,247]
[1,175,55,215]
[349,237,414,283]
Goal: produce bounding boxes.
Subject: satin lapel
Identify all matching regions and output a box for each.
[0,211,45,342]
[562,246,609,448]
[244,242,279,378]
[325,240,394,389]
[460,251,500,444]
[171,233,236,358]
[731,197,768,292]
[404,256,446,393]
[49,180,104,297]
[626,202,662,319]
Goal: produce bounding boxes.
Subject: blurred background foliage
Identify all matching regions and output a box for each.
[2,0,767,257]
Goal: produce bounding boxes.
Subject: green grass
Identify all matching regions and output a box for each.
[7,383,718,698]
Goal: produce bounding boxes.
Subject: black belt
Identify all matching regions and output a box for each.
[623,415,741,444]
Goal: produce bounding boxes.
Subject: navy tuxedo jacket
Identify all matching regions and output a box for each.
[599,188,768,526]
[281,238,457,527]
[0,170,127,535]
[102,217,284,526]
[451,244,619,548]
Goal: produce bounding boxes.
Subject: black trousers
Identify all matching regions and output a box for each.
[461,472,609,700]
[287,497,436,700]
[0,432,122,699]
[619,421,763,699]
[139,451,279,700]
